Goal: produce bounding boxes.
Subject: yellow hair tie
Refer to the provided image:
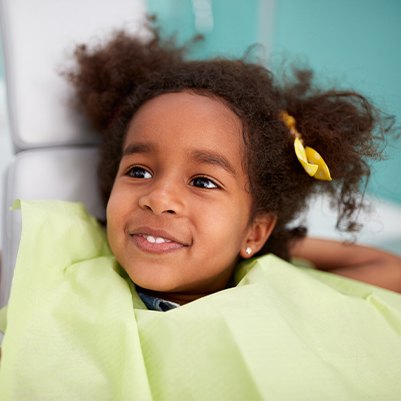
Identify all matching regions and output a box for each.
[280,111,332,181]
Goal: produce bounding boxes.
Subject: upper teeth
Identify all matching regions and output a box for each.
[145,235,171,244]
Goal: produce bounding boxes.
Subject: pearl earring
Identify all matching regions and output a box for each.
[245,247,252,256]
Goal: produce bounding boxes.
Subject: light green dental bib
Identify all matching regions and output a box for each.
[1,200,401,401]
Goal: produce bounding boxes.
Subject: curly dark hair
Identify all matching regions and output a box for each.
[66,23,394,260]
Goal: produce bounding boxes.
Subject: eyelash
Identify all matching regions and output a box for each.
[190,176,219,189]
[127,166,152,179]
[126,166,220,189]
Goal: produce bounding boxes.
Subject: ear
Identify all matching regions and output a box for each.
[240,213,277,259]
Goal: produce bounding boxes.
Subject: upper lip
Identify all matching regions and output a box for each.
[128,226,191,246]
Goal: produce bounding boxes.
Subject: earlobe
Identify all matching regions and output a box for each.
[240,213,277,258]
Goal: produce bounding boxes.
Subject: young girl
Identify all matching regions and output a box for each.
[67,25,401,299]
[1,23,401,400]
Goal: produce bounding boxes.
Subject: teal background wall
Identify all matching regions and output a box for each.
[145,0,401,205]
[146,0,271,59]
[1,0,399,204]
[272,0,401,204]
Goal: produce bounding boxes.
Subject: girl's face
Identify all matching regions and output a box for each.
[107,92,275,304]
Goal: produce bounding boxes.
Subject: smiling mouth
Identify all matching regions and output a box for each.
[129,232,189,254]
[142,235,173,244]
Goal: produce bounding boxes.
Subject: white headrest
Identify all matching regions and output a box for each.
[0,0,147,306]
[0,0,146,150]
[1,146,105,306]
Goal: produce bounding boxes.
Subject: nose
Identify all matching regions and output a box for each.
[138,180,184,215]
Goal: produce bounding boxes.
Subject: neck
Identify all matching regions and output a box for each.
[136,286,231,305]
[135,273,237,305]
[137,288,208,305]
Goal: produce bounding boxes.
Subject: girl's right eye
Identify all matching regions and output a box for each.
[127,166,152,179]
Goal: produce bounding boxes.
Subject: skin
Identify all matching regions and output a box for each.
[106,91,276,304]
[292,237,401,293]
[105,91,401,303]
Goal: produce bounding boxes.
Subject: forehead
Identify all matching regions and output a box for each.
[125,91,244,153]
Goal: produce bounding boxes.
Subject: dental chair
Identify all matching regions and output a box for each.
[1,0,401,311]
[0,0,147,307]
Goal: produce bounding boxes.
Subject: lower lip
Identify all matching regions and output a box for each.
[130,234,186,254]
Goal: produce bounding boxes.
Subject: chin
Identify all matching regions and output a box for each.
[127,272,181,293]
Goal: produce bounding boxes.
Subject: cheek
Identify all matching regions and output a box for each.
[106,188,127,247]
[200,198,251,250]
[106,181,129,221]
[106,193,118,230]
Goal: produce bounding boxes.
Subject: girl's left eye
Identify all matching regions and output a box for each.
[191,176,219,189]
[127,166,152,179]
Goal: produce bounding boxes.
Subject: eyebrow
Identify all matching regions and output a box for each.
[122,142,154,156]
[191,149,236,177]
[122,142,236,177]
